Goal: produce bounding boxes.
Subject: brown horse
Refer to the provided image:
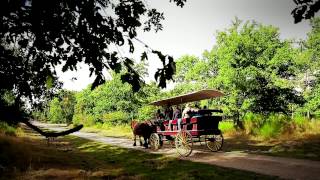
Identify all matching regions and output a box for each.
[131,120,155,148]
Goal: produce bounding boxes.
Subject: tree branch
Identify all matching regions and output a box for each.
[21,118,83,138]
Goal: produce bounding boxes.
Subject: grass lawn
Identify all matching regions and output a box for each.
[82,124,132,138]
[0,129,278,180]
[222,132,320,161]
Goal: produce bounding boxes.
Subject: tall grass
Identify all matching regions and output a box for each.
[219,121,236,135]
[243,112,265,135]
[220,112,320,140]
[0,122,23,136]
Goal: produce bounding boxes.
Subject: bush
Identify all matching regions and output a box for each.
[48,98,64,123]
[32,110,47,122]
[293,115,308,131]
[0,122,18,136]
[242,113,292,139]
[137,105,155,121]
[102,111,130,125]
[72,113,96,126]
[243,112,265,135]
[259,123,277,139]
[258,114,289,140]
[219,121,235,133]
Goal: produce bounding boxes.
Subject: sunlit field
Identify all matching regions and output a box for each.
[0,126,277,180]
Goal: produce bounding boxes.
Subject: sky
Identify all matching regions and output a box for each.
[58,0,316,91]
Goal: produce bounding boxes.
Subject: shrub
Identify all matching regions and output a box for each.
[137,105,155,121]
[102,111,130,125]
[259,123,278,139]
[48,98,64,123]
[243,112,264,135]
[32,110,47,122]
[72,113,96,126]
[258,113,290,140]
[293,115,308,131]
[0,122,17,136]
[219,121,235,133]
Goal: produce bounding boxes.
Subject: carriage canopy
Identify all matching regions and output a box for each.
[149,89,224,106]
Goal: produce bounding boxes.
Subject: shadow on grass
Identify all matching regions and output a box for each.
[61,135,278,180]
[219,133,320,161]
[1,130,279,179]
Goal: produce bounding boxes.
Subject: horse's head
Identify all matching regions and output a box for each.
[131,120,138,129]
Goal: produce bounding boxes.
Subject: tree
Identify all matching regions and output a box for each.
[1,0,185,99]
[46,90,76,124]
[0,0,186,135]
[299,17,320,116]
[72,72,162,125]
[208,19,304,122]
[292,0,320,23]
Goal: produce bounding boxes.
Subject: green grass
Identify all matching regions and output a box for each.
[0,122,23,136]
[219,121,236,134]
[82,123,132,138]
[0,129,278,180]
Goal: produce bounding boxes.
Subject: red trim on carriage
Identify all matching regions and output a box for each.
[171,119,178,124]
[190,117,198,123]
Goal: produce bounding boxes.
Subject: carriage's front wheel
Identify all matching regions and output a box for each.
[149,133,160,150]
[175,130,193,157]
[205,133,223,152]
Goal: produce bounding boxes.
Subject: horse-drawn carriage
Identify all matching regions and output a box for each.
[147,89,224,157]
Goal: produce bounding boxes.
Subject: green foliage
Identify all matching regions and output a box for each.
[243,112,265,135]
[48,98,64,123]
[0,90,15,106]
[46,90,76,124]
[34,18,320,140]
[212,20,303,115]
[259,123,280,140]
[258,114,289,139]
[169,19,306,126]
[0,122,18,136]
[219,121,235,133]
[1,0,185,105]
[293,115,309,131]
[31,110,47,122]
[102,111,130,125]
[137,105,155,121]
[71,73,162,126]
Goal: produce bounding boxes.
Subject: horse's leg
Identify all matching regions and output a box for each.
[143,136,148,148]
[139,136,143,146]
[133,134,136,146]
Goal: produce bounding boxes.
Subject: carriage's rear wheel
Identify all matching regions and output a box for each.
[175,130,193,157]
[205,134,223,152]
[149,133,160,150]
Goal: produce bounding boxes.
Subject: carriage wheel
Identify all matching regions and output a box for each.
[205,134,223,152]
[149,133,160,150]
[175,130,193,157]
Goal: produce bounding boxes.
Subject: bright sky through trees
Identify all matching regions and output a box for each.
[59,0,313,91]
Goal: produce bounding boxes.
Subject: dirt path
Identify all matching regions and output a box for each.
[33,121,320,180]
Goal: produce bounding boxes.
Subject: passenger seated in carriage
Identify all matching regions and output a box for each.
[176,103,195,130]
[155,109,164,121]
[177,103,201,130]
[172,105,181,120]
[154,109,165,129]
[167,105,181,131]
[164,106,173,120]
